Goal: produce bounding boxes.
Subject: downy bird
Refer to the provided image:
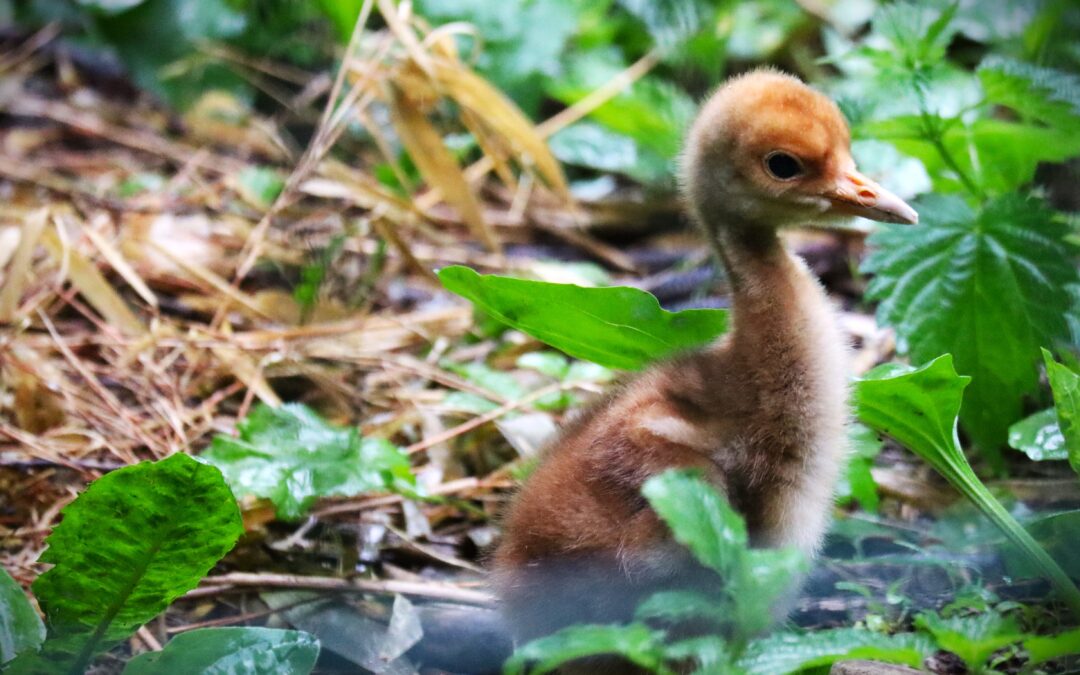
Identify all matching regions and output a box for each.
[492,69,918,648]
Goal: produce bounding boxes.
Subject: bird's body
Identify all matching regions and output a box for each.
[492,70,917,645]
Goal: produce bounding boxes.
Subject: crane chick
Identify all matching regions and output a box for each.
[492,69,917,645]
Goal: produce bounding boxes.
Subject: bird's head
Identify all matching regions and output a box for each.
[682,69,917,238]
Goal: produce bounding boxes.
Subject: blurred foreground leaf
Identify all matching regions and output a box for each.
[438,266,727,370]
[1025,626,1080,666]
[737,628,932,674]
[504,623,668,675]
[0,568,44,665]
[122,627,319,675]
[914,612,1023,670]
[202,404,416,520]
[643,470,805,641]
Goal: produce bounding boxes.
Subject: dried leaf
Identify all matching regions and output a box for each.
[0,208,48,322]
[387,83,500,252]
[40,227,146,336]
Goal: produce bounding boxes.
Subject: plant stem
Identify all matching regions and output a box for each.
[939,445,1080,619]
[920,113,985,200]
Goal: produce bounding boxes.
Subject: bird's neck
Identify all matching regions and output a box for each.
[705,218,839,365]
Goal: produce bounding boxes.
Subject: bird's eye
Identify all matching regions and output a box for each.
[764,152,803,180]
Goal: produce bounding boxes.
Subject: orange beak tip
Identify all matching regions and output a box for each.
[826,172,918,225]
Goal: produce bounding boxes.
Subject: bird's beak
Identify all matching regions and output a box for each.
[822,170,918,225]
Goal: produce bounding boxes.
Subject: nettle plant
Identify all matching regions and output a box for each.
[833,2,1080,467]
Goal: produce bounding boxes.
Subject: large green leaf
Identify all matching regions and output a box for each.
[862,193,1078,453]
[854,355,1080,618]
[438,266,728,371]
[0,567,44,664]
[122,627,319,675]
[503,623,669,675]
[738,628,933,674]
[978,55,1080,132]
[1043,349,1080,476]
[26,454,242,674]
[201,403,416,520]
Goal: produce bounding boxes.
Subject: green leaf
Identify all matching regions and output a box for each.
[446,362,527,401]
[1043,349,1080,476]
[859,115,1080,195]
[634,590,728,628]
[503,623,669,675]
[548,122,670,185]
[1024,626,1080,666]
[75,0,146,14]
[724,0,809,60]
[735,547,806,637]
[836,423,883,513]
[615,0,712,55]
[641,471,805,642]
[862,193,1078,453]
[854,355,1080,619]
[1004,510,1080,583]
[546,50,695,161]
[413,0,582,114]
[438,266,728,371]
[515,352,570,380]
[738,628,933,674]
[854,356,969,476]
[641,470,747,576]
[0,567,44,664]
[915,612,1023,670]
[93,0,250,108]
[872,0,959,70]
[664,635,732,673]
[201,403,416,520]
[29,454,242,674]
[978,55,1080,132]
[1008,408,1066,462]
[122,627,320,675]
[315,0,366,42]
[235,166,285,210]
